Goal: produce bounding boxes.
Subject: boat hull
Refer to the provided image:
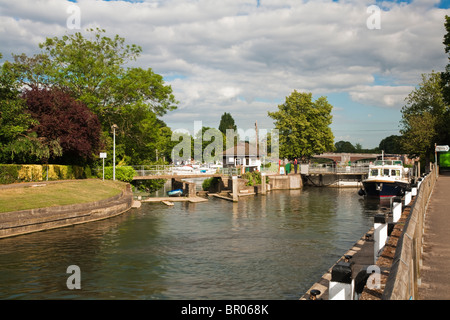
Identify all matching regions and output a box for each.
[362,180,409,198]
[167,189,183,197]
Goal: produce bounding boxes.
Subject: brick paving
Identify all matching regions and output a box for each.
[418,173,450,300]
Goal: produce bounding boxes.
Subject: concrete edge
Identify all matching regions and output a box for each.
[0,183,133,239]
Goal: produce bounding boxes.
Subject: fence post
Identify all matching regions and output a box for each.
[392,196,402,223]
[374,213,387,263]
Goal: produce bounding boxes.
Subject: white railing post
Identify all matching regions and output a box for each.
[329,258,354,300]
[374,214,387,262]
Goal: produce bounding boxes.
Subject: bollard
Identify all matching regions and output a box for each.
[344,254,352,263]
[411,182,418,197]
[374,214,387,263]
[232,176,238,202]
[329,260,354,300]
[404,189,412,206]
[392,196,402,223]
[309,289,321,300]
[261,172,266,195]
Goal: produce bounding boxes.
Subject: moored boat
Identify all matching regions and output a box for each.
[167,189,184,197]
[359,160,411,198]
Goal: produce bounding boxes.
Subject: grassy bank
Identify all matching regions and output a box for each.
[0,179,127,213]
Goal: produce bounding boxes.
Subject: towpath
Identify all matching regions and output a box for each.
[418,172,450,300]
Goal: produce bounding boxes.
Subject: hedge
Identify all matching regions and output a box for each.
[97,166,136,183]
[0,164,92,184]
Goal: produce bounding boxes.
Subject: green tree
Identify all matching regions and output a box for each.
[193,126,223,163]
[440,15,450,145]
[218,112,237,135]
[334,141,356,153]
[400,72,447,163]
[378,135,404,154]
[268,91,334,160]
[0,57,62,163]
[2,29,178,164]
[441,15,450,105]
[218,112,238,150]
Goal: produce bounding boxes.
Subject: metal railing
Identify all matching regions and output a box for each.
[131,165,175,176]
[307,164,370,174]
[130,165,241,177]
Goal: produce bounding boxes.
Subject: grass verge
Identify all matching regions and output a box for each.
[0,179,127,213]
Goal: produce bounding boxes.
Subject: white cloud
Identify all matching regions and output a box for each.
[349,85,414,108]
[0,0,449,147]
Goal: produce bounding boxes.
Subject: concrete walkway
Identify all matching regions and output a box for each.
[418,172,450,300]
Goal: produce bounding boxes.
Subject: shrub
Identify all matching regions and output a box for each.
[100,166,136,182]
[0,164,20,184]
[202,177,220,191]
[0,164,93,184]
[242,171,268,186]
[132,179,166,193]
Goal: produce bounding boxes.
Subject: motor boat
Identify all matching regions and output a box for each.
[359,160,411,198]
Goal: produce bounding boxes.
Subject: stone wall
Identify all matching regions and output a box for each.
[268,174,302,190]
[172,178,197,196]
[0,184,133,239]
[380,167,437,300]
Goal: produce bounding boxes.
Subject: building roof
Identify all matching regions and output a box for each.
[222,142,264,157]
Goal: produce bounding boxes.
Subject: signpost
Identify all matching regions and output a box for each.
[436,145,449,152]
[435,145,449,178]
[100,153,107,181]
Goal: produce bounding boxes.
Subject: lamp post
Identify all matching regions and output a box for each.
[111,124,118,181]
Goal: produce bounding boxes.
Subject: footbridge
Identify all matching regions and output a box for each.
[313,153,380,163]
[131,165,236,181]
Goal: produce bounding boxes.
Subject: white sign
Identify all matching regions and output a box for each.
[100,152,107,158]
[436,145,449,152]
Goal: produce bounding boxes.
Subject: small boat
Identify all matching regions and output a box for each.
[359,159,411,199]
[167,189,183,197]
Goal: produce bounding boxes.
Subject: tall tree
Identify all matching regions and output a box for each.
[2,28,178,164]
[268,91,334,160]
[334,141,356,153]
[441,15,450,105]
[0,56,59,164]
[378,135,404,154]
[218,112,237,135]
[440,15,450,145]
[400,72,447,163]
[22,87,102,165]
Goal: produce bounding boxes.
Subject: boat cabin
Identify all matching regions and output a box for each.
[367,160,408,181]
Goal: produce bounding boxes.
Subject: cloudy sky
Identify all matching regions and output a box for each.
[1,0,449,148]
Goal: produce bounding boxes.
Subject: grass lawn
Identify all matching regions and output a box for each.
[0,179,128,213]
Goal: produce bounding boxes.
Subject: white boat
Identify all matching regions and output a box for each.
[359,160,411,198]
[167,189,183,197]
[171,165,195,174]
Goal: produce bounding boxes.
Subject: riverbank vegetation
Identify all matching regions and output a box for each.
[0,28,177,169]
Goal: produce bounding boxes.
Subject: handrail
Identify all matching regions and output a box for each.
[381,164,438,300]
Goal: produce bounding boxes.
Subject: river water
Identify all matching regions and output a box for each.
[0,186,385,300]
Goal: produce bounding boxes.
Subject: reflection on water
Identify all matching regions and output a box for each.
[0,187,385,300]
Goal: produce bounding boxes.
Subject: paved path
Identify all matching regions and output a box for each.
[418,172,450,300]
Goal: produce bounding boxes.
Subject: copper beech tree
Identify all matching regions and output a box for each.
[22,87,102,165]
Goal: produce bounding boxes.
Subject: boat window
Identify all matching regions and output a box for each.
[370,169,378,176]
[383,169,390,176]
[394,170,400,176]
